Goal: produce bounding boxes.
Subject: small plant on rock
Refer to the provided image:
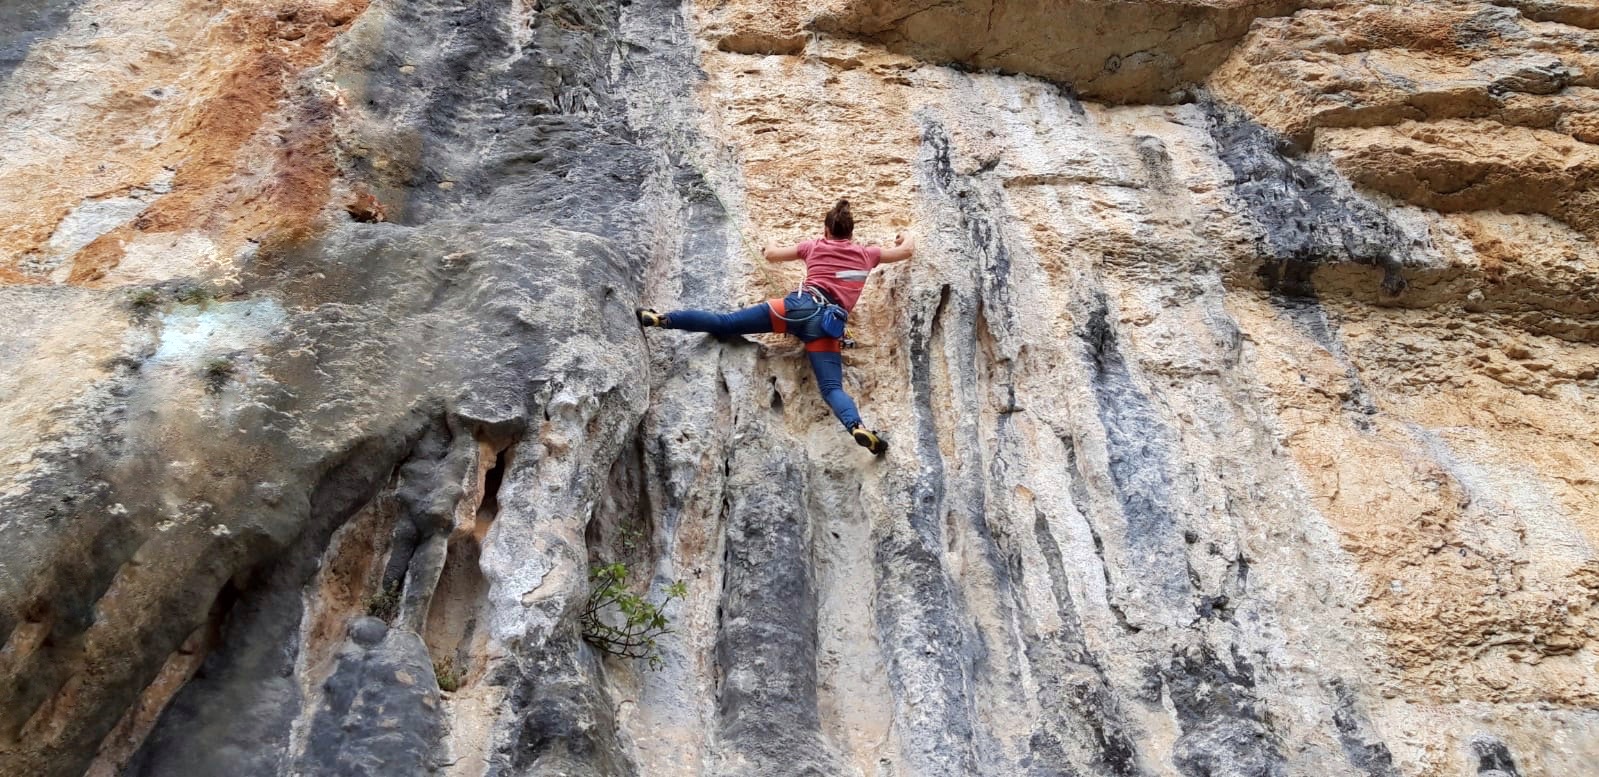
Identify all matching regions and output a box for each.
[128,288,161,314]
[202,357,235,393]
[618,523,645,559]
[365,582,400,622]
[176,285,211,306]
[433,656,463,692]
[581,562,685,671]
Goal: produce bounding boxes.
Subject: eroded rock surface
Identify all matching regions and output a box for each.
[813,0,1308,102]
[1212,0,1599,243]
[1,0,1595,776]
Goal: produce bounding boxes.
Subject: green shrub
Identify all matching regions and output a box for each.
[581,562,685,671]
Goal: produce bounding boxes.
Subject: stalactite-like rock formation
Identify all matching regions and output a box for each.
[1,0,1595,775]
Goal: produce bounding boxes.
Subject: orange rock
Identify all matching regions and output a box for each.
[346,190,387,224]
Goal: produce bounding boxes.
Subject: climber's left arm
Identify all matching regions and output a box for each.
[762,241,804,262]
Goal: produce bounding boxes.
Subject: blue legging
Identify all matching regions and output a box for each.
[663,303,863,430]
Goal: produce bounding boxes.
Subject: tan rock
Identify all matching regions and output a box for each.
[1495,0,1599,29]
[1209,0,1599,239]
[683,1,1599,770]
[812,0,1306,103]
[0,0,367,284]
[1319,120,1599,235]
[1211,2,1599,143]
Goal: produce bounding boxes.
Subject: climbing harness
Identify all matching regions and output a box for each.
[775,285,848,340]
[773,286,829,324]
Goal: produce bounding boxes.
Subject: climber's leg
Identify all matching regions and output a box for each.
[640,302,774,337]
[806,346,863,431]
[807,342,886,454]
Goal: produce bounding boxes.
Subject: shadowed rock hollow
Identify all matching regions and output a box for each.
[0,0,1595,775]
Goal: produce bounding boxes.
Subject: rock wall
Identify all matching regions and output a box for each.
[0,0,1595,775]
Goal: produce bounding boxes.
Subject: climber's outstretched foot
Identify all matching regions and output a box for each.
[636,308,666,328]
[851,425,888,456]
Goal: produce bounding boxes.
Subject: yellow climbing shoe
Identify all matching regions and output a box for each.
[636,308,666,327]
[852,425,888,456]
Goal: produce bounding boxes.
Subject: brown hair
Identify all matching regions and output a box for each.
[824,199,854,239]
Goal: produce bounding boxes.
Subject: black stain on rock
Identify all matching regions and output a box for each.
[921,120,1019,342]
[0,0,83,82]
[1472,736,1522,777]
[871,280,984,774]
[1080,294,1191,604]
[1203,100,1416,298]
[344,0,649,233]
[75,0,669,772]
[1208,117,1387,428]
[712,441,845,776]
[1060,435,1139,635]
[1266,296,1379,428]
[1025,501,1145,777]
[1162,644,1287,777]
[125,414,436,777]
[1331,681,1400,777]
[381,419,471,596]
[295,618,445,776]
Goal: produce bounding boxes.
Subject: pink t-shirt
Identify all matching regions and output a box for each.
[795,238,882,312]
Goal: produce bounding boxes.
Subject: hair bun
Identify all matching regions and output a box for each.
[825,198,855,238]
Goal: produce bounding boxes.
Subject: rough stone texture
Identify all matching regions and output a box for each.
[811,0,1308,103]
[1210,0,1599,241]
[712,435,845,776]
[0,0,81,81]
[1,0,653,772]
[0,0,370,284]
[293,617,445,776]
[691,0,1311,103]
[1,1,1597,777]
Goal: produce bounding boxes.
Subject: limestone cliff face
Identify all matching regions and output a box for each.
[1,1,1595,775]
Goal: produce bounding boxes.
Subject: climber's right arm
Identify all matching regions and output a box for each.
[879,231,916,264]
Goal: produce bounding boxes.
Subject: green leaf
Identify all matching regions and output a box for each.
[582,559,676,669]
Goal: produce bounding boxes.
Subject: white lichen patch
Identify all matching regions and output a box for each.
[150,298,287,368]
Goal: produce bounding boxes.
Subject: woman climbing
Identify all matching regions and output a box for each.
[636,199,916,456]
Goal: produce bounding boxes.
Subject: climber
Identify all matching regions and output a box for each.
[636,199,915,456]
